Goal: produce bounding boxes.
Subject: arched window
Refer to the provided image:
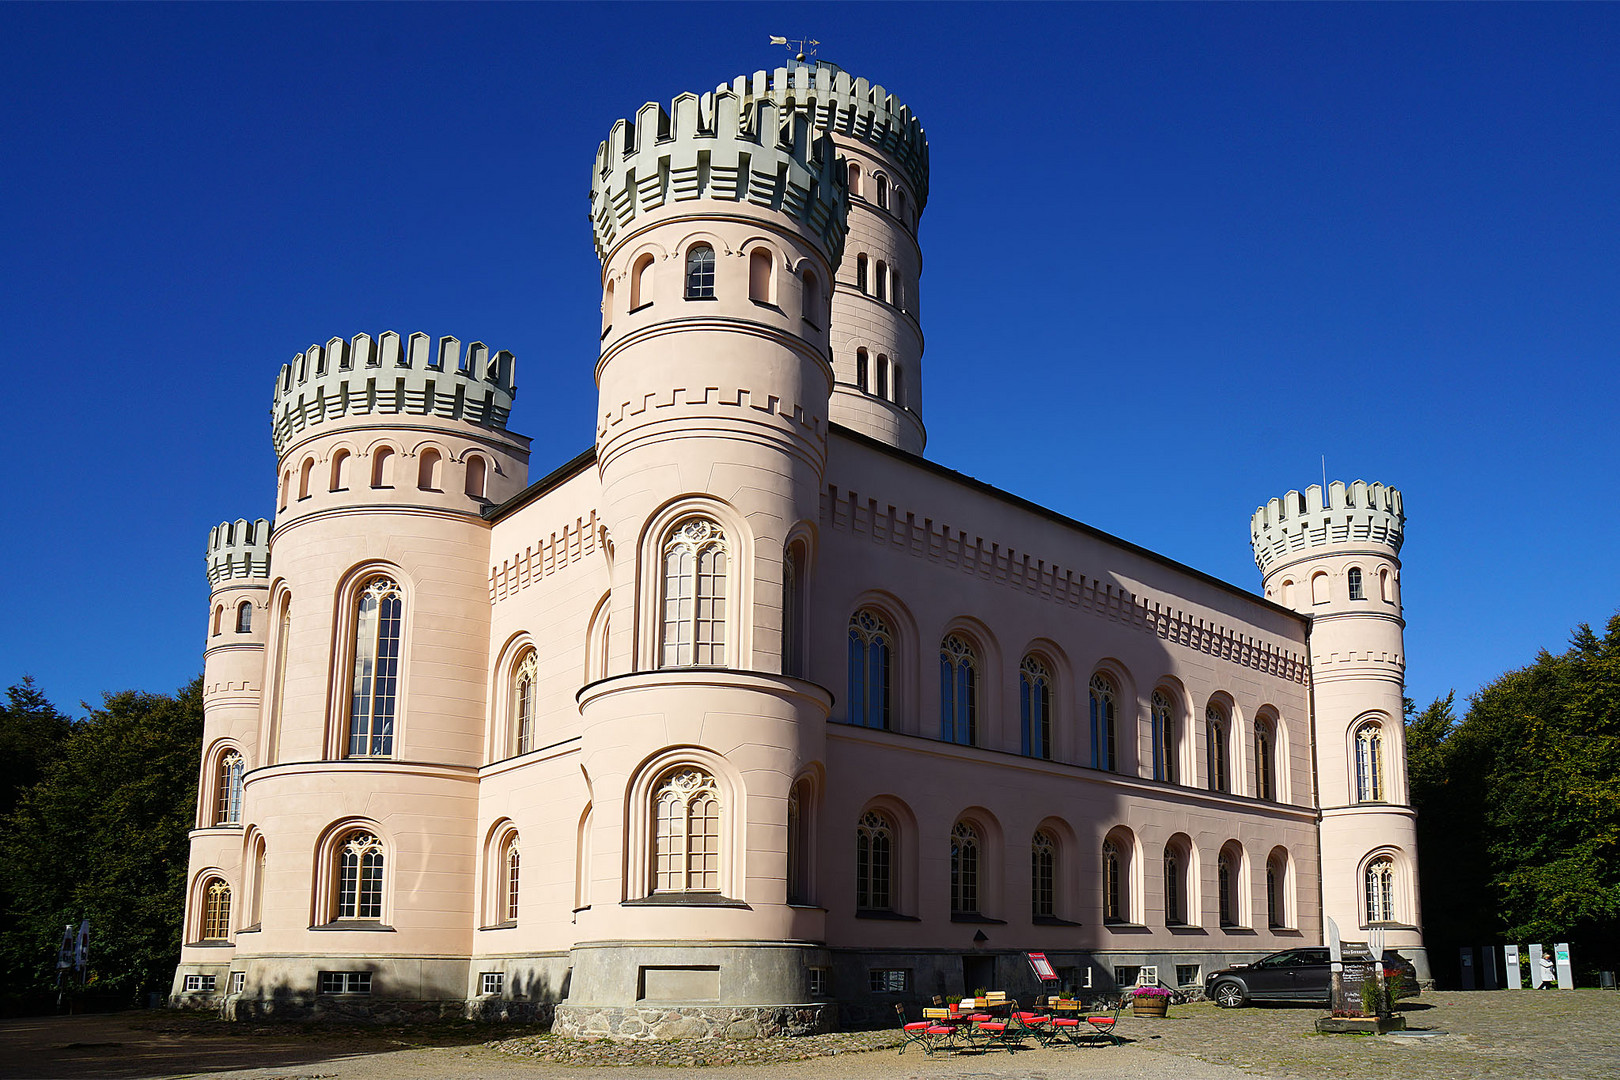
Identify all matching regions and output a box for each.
[631,252,655,308]
[950,821,979,915]
[1089,674,1118,771]
[939,635,977,745]
[802,268,821,324]
[1164,847,1182,925]
[1348,567,1365,600]
[1365,856,1396,924]
[782,542,806,678]
[787,780,810,904]
[848,610,892,729]
[855,348,869,391]
[651,767,721,893]
[503,835,521,924]
[268,597,291,761]
[201,877,231,941]
[684,244,715,299]
[876,354,889,399]
[1255,720,1276,800]
[1380,568,1392,602]
[248,838,266,927]
[235,601,253,633]
[1355,722,1385,802]
[512,649,537,755]
[336,831,385,920]
[1311,572,1329,604]
[417,448,442,491]
[856,810,892,910]
[370,446,394,488]
[279,470,291,510]
[1019,655,1052,759]
[1207,705,1230,793]
[602,277,614,332]
[465,456,487,499]
[1266,850,1287,928]
[1031,830,1056,918]
[660,518,727,668]
[1150,691,1176,782]
[215,751,243,825]
[856,253,868,293]
[748,248,773,303]
[347,577,403,758]
[846,161,861,197]
[1281,578,1295,606]
[212,604,224,636]
[575,804,593,910]
[875,260,888,303]
[1218,848,1238,926]
[876,173,889,210]
[1102,839,1124,923]
[895,188,906,218]
[298,457,314,500]
[330,449,351,491]
[892,364,904,408]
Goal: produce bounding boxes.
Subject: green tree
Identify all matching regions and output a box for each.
[0,677,73,818]
[0,678,202,1005]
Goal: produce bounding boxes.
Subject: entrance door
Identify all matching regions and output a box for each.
[962,955,997,997]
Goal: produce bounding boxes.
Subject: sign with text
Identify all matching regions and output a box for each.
[1025,952,1057,982]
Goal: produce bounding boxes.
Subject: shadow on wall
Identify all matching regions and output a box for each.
[219,964,568,1026]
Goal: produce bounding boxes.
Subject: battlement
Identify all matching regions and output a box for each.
[270,332,516,456]
[206,517,271,588]
[590,90,848,265]
[1251,480,1404,574]
[719,63,930,207]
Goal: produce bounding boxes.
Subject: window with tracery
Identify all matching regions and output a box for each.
[1207,705,1230,793]
[652,768,721,893]
[1031,830,1056,918]
[1151,691,1175,783]
[660,519,727,668]
[848,611,892,729]
[215,751,243,825]
[512,650,537,755]
[1218,849,1237,926]
[1089,674,1117,771]
[1020,656,1052,759]
[856,810,892,910]
[939,635,977,745]
[1365,856,1396,924]
[685,245,715,299]
[348,577,403,757]
[1255,720,1276,800]
[1102,839,1124,923]
[1164,847,1182,925]
[1267,853,1285,927]
[504,836,521,923]
[950,821,979,915]
[336,832,385,920]
[201,878,231,941]
[1356,723,1385,801]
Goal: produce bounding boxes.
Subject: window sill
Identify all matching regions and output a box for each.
[787,903,826,911]
[628,302,653,314]
[479,920,518,931]
[309,921,396,932]
[949,913,1006,925]
[185,940,235,949]
[623,893,748,909]
[684,294,718,302]
[237,924,262,934]
[750,299,783,313]
[1220,924,1258,935]
[855,909,919,922]
[1032,915,1081,927]
[1102,921,1150,932]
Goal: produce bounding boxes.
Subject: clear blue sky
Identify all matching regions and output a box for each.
[2,3,1616,717]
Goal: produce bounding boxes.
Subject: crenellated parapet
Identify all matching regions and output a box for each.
[206,517,271,588]
[1250,480,1404,574]
[589,90,848,265]
[270,332,516,456]
[719,63,929,207]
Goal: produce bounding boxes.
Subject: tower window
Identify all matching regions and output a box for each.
[660,518,727,667]
[347,577,403,758]
[631,253,655,309]
[330,449,351,492]
[892,364,904,408]
[846,161,861,197]
[235,601,253,634]
[336,831,385,919]
[875,260,887,302]
[684,245,715,299]
[876,174,889,210]
[504,835,521,923]
[802,269,821,325]
[651,767,722,893]
[748,248,773,304]
[1348,567,1365,600]
[856,254,868,293]
[855,348,869,392]
[465,455,487,499]
[370,447,394,489]
[1355,722,1385,802]
[876,354,889,399]
[1365,856,1396,924]
[417,448,442,492]
[201,877,232,941]
[215,751,243,825]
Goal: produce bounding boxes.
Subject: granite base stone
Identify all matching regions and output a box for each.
[552,1003,834,1040]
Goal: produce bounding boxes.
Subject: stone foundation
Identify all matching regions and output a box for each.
[552,1003,835,1040]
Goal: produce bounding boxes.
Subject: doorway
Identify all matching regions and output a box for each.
[962,955,996,996]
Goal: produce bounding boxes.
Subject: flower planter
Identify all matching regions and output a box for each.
[1132,996,1169,1018]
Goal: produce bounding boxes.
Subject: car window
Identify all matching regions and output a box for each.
[1295,949,1330,965]
[1256,952,1295,968]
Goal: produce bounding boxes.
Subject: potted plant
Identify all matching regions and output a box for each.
[1131,986,1172,1017]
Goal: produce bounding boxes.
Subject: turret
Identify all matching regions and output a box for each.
[1251,480,1428,981]
[722,62,929,453]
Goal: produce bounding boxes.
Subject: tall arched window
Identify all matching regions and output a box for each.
[298,457,314,500]
[1311,572,1329,604]
[212,604,224,636]
[417,448,442,491]
[1151,691,1176,783]
[1164,846,1182,925]
[748,248,773,303]
[848,611,892,729]
[370,446,394,488]
[1266,850,1287,928]
[1365,856,1396,924]
[1031,830,1056,919]
[1218,848,1238,927]
[201,878,231,941]
[876,353,889,398]
[876,173,889,209]
[268,596,291,761]
[1089,674,1118,771]
[684,245,715,299]
[1355,722,1385,802]
[330,449,351,491]
[660,519,727,668]
[856,253,868,293]
[1207,705,1229,793]
[602,277,614,332]
[504,835,521,924]
[895,188,906,218]
[1020,655,1052,759]
[846,161,861,196]
[1380,568,1392,602]
[347,577,403,758]
[215,751,243,825]
[787,780,809,904]
[235,601,253,633]
[802,268,821,324]
[279,470,291,510]
[1102,839,1124,923]
[465,455,487,499]
[782,542,806,678]
[1255,720,1276,801]
[855,348,869,391]
[652,767,721,893]
[249,838,266,927]
[512,649,537,755]
[336,832,385,920]
[893,364,905,407]
[950,821,979,915]
[1281,578,1295,606]
[1348,567,1365,600]
[875,260,887,302]
[856,810,892,911]
[631,252,655,308]
[939,635,977,745]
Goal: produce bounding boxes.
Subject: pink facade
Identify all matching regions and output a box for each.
[173,61,1426,1029]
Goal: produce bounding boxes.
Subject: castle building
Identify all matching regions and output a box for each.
[173,61,1427,1031]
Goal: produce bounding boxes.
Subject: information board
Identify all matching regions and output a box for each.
[1026,952,1057,981]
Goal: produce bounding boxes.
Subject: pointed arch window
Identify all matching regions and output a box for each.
[1164,847,1182,925]
[215,751,244,825]
[1206,705,1230,793]
[1102,839,1124,923]
[856,810,892,911]
[504,835,521,924]
[848,610,892,729]
[652,768,721,893]
[336,832,385,920]
[684,245,715,299]
[1365,856,1396,924]
[201,878,231,941]
[786,781,809,904]
[1255,720,1276,801]
[950,821,979,915]
[1266,851,1286,928]
[1020,655,1052,759]
[783,542,806,678]
[939,635,977,745]
[1355,722,1385,802]
[660,519,727,668]
[1218,849,1237,927]
[347,577,403,758]
[1089,674,1118,771]
[1031,830,1056,918]
[512,649,537,755]
[1151,691,1176,783]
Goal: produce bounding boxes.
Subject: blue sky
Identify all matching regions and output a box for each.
[2,3,1615,717]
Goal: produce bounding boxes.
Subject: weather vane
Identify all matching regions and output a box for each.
[769,35,820,62]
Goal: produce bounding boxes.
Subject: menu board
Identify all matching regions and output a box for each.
[1026,952,1057,981]
[1339,960,1375,1012]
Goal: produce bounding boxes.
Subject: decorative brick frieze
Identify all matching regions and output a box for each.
[489,509,601,603]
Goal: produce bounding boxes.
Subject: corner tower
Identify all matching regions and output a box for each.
[1251,481,1428,980]
[724,62,929,453]
[570,88,846,1031]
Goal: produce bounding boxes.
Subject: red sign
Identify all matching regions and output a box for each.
[1026,952,1057,981]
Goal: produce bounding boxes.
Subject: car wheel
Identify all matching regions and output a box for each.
[1213,981,1247,1008]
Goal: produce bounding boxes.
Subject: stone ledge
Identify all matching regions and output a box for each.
[553,1003,834,1040]
[1315,1014,1406,1034]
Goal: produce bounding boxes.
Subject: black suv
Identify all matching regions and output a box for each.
[1204,947,1419,1007]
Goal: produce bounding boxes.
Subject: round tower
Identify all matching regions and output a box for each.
[228,331,530,1012]
[1251,480,1429,980]
[723,62,929,453]
[569,88,845,1031]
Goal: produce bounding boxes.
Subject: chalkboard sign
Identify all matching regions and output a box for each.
[1340,960,1376,1014]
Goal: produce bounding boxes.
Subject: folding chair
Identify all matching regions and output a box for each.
[919,1006,960,1054]
[1084,997,1125,1046]
[895,1002,934,1055]
[1045,998,1086,1046]
[1012,996,1054,1045]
